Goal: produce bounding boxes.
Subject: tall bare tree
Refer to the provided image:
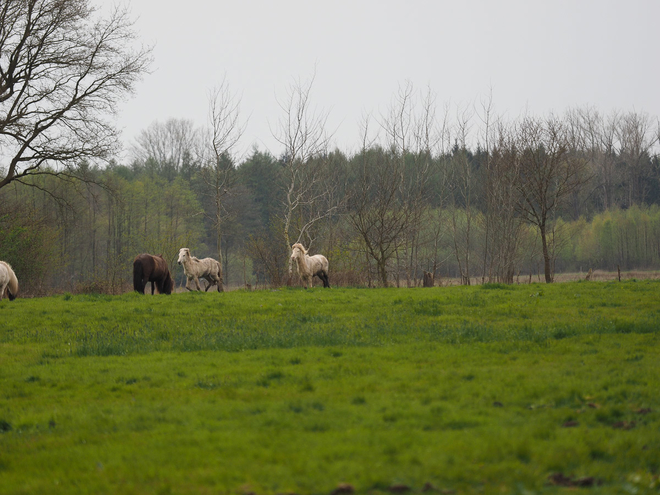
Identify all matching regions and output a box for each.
[349,144,410,287]
[272,73,335,282]
[201,79,246,291]
[0,0,152,190]
[448,104,475,284]
[513,115,590,283]
[350,83,435,288]
[486,121,525,283]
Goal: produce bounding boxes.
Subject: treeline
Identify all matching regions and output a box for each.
[1,105,659,294]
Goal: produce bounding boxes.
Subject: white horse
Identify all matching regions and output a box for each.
[290,243,330,289]
[0,261,19,301]
[177,248,223,292]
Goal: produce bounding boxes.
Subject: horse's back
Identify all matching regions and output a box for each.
[0,261,18,300]
[309,254,329,272]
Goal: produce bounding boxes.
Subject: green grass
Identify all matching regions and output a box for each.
[1,281,659,494]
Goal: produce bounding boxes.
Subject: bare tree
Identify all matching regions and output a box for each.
[403,85,438,286]
[513,115,590,283]
[448,104,475,284]
[567,107,619,211]
[349,144,410,287]
[200,79,246,291]
[486,121,525,283]
[381,82,414,286]
[349,84,435,288]
[272,73,336,282]
[617,111,656,206]
[0,0,152,190]
[131,119,204,180]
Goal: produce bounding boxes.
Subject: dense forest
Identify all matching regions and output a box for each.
[1,98,659,294]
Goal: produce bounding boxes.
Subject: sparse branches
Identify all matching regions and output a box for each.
[199,77,247,291]
[273,72,331,166]
[448,103,476,284]
[381,81,414,157]
[616,111,656,206]
[485,120,525,283]
[209,79,246,160]
[131,119,203,180]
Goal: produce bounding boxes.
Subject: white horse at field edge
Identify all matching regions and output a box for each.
[177,248,223,292]
[290,243,330,289]
[0,261,19,301]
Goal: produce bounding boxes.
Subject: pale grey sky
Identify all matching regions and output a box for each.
[115,0,660,160]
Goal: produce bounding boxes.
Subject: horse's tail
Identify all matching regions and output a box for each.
[322,255,330,288]
[219,261,225,290]
[133,258,145,293]
[7,270,18,300]
[4,264,19,300]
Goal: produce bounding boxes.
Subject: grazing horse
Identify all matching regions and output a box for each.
[290,243,330,289]
[177,248,222,292]
[133,254,174,295]
[0,261,19,301]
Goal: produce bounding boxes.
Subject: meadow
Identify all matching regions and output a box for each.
[0,281,659,494]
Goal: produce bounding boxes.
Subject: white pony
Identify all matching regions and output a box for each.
[177,248,223,292]
[290,243,330,289]
[0,261,19,301]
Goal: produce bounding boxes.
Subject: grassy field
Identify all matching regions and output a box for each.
[1,281,659,494]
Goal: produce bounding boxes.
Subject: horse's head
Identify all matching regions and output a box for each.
[163,271,175,294]
[177,248,190,265]
[291,243,306,260]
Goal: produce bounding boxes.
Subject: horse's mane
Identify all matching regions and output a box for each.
[291,243,312,278]
[292,243,308,255]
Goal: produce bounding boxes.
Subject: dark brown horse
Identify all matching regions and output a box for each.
[133,254,174,295]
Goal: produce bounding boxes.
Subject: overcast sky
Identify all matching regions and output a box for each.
[114,0,660,161]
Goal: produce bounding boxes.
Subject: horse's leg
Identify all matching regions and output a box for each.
[194,276,203,291]
[185,276,194,291]
[151,281,155,295]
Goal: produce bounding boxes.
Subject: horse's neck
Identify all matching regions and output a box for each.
[295,254,310,275]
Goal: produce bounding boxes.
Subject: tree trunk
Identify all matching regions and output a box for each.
[377,259,388,287]
[540,222,553,283]
[216,201,225,292]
